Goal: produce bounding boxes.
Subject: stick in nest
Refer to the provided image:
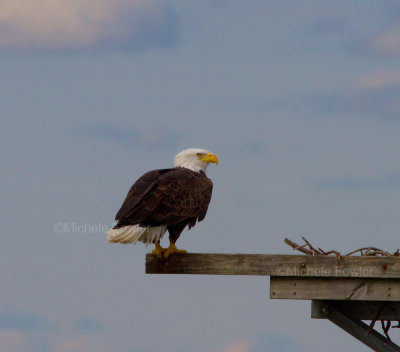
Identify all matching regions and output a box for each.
[285,237,396,258]
[284,237,342,264]
[284,238,315,255]
[381,320,392,341]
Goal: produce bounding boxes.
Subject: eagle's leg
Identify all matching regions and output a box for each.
[152,241,167,259]
[163,242,187,258]
[164,223,188,258]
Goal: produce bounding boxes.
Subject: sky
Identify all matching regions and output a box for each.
[1,0,400,351]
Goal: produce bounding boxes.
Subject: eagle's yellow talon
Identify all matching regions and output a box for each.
[152,242,166,258]
[163,243,187,258]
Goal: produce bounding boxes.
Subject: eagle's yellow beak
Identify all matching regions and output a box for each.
[199,153,218,165]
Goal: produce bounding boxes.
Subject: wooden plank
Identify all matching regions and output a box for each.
[315,301,400,352]
[146,253,400,278]
[312,300,400,320]
[270,277,400,301]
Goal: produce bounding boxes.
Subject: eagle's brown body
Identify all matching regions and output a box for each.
[107,148,217,258]
[113,167,213,244]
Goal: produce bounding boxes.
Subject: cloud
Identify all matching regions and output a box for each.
[250,335,297,352]
[0,0,178,52]
[363,28,400,58]
[73,124,182,150]
[0,330,30,352]
[337,71,400,120]
[317,171,400,191]
[53,336,111,352]
[329,86,400,120]
[283,71,400,120]
[54,337,92,352]
[0,312,49,331]
[243,140,264,154]
[221,341,252,352]
[353,71,400,90]
[356,1,400,58]
[221,336,297,352]
[308,17,349,36]
[73,318,103,333]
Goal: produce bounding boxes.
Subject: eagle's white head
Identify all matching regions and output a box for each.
[174,148,218,172]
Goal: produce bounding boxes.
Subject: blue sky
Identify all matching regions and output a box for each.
[1,1,400,351]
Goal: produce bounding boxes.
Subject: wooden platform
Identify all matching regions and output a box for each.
[146,253,400,278]
[146,253,400,351]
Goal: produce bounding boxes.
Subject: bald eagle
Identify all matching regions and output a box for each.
[107,148,218,258]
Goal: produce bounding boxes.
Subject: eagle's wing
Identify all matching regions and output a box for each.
[115,168,213,227]
[115,168,171,222]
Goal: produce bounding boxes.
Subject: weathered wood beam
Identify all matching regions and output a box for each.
[311,300,400,321]
[270,277,400,301]
[146,253,400,278]
[313,301,400,352]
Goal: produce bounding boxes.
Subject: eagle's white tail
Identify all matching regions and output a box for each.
[107,225,167,245]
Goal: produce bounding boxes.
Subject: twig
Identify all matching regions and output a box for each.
[284,237,342,264]
[366,303,386,336]
[321,250,342,265]
[301,236,322,255]
[286,238,396,258]
[366,250,393,257]
[381,320,392,341]
[284,238,315,255]
[344,247,382,256]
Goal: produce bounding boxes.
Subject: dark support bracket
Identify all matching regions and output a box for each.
[312,300,400,352]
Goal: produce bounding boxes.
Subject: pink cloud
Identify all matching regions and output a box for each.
[54,337,90,352]
[0,0,177,51]
[0,330,30,352]
[54,336,109,352]
[221,341,252,352]
[353,71,400,90]
[365,28,400,57]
